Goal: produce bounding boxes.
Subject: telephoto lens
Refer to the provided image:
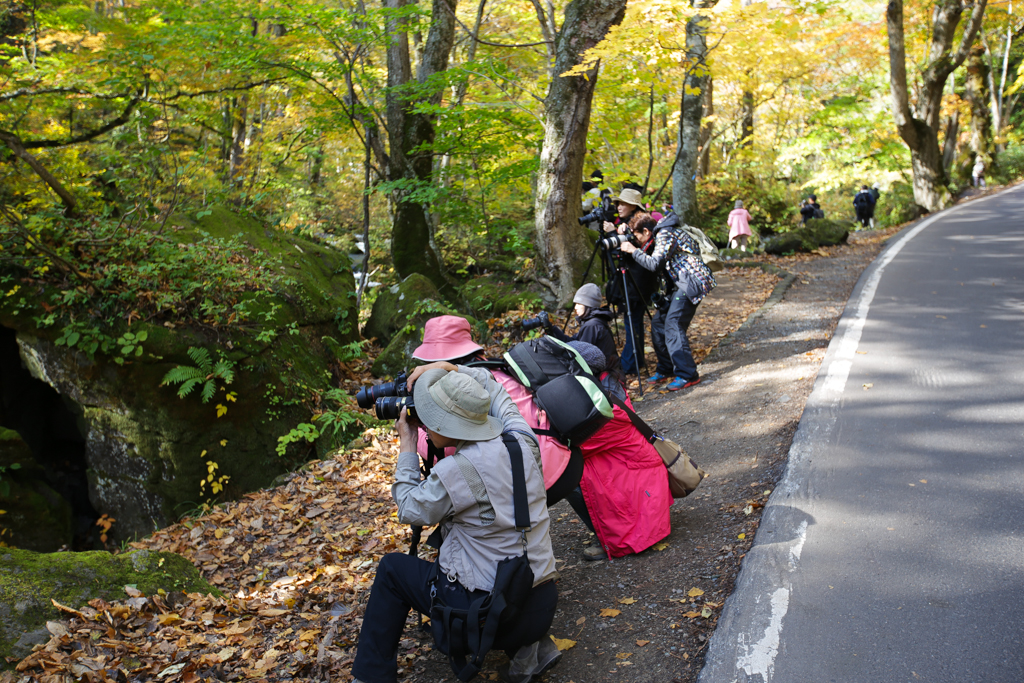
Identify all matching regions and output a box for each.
[375,396,415,421]
[355,371,410,409]
[521,310,550,331]
[599,233,630,250]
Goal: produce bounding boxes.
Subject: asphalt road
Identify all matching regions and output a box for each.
[699,184,1024,683]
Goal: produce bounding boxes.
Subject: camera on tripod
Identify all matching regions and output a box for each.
[355,372,416,421]
[598,233,631,251]
[578,196,616,226]
[522,311,550,331]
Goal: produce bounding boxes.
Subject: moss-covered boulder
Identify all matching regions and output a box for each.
[363,274,450,348]
[460,274,543,317]
[763,219,851,255]
[0,547,217,666]
[364,274,465,377]
[0,206,359,542]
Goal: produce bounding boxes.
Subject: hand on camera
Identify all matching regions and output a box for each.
[397,407,419,453]
[405,361,458,391]
[619,240,636,254]
[602,221,617,233]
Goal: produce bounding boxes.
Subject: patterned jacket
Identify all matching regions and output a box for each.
[630,211,716,304]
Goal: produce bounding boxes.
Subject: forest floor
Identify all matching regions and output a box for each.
[7,224,903,683]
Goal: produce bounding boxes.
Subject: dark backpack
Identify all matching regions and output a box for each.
[499,336,613,446]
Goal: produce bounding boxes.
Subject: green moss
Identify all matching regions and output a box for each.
[460,274,543,316]
[363,274,449,347]
[0,547,218,665]
[763,219,850,255]
[0,206,363,541]
[0,476,72,551]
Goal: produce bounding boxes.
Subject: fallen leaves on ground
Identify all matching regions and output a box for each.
[9,432,419,682]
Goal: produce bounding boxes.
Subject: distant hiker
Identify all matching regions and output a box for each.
[800,199,816,224]
[853,185,876,229]
[809,194,824,219]
[973,157,987,188]
[727,200,753,251]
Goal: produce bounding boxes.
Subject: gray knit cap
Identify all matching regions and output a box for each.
[734,200,744,209]
[568,340,606,373]
[573,283,603,309]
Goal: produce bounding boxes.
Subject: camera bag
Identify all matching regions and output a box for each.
[607,394,706,497]
[501,337,613,447]
[429,433,536,682]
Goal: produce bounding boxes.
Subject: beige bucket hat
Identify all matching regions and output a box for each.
[615,188,644,208]
[412,369,502,441]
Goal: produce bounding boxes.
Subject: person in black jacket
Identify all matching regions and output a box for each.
[546,283,623,385]
[853,185,876,228]
[605,213,660,378]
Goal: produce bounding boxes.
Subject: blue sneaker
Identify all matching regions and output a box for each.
[667,377,701,391]
[646,372,669,384]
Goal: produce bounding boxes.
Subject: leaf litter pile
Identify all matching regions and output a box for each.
[5,263,786,683]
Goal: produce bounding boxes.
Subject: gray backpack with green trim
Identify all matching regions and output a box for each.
[501,336,614,447]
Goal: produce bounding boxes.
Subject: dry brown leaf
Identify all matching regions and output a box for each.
[599,608,621,617]
[617,597,636,605]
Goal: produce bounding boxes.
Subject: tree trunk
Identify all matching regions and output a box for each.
[229,95,247,180]
[384,0,458,298]
[941,111,960,173]
[672,5,713,223]
[533,0,627,306]
[886,0,988,212]
[697,78,712,178]
[740,85,754,148]
[965,44,994,166]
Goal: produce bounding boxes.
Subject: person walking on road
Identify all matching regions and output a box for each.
[973,156,987,188]
[853,185,876,229]
[727,200,753,251]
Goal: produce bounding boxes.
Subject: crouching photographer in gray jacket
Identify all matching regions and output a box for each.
[351,364,561,683]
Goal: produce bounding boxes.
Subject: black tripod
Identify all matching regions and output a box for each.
[577,238,654,396]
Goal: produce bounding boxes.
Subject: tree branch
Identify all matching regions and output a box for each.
[0,132,79,217]
[20,95,139,149]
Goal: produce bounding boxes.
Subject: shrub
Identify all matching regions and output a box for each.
[874,182,922,228]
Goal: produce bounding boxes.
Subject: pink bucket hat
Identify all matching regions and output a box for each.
[412,315,484,362]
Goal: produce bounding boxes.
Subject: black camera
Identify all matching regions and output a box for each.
[522,311,550,331]
[579,196,616,225]
[374,395,416,421]
[598,233,631,250]
[355,371,409,409]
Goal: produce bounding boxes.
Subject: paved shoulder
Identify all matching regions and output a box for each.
[700,184,1024,683]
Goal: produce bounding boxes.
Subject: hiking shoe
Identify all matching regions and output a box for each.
[499,637,563,683]
[667,377,701,391]
[582,537,607,561]
[646,372,670,384]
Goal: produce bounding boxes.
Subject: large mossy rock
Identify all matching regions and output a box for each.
[460,273,543,317]
[0,547,217,665]
[363,274,448,348]
[0,207,359,542]
[366,275,464,378]
[763,218,851,255]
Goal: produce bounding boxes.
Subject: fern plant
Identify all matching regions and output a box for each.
[160,347,235,403]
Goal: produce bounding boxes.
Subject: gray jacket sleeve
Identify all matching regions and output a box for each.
[392,450,454,526]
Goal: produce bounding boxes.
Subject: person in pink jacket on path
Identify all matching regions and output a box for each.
[407,315,672,562]
[727,200,753,251]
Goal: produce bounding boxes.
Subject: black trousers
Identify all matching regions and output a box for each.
[351,553,558,683]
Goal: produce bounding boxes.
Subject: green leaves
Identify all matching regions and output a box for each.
[161,346,236,404]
